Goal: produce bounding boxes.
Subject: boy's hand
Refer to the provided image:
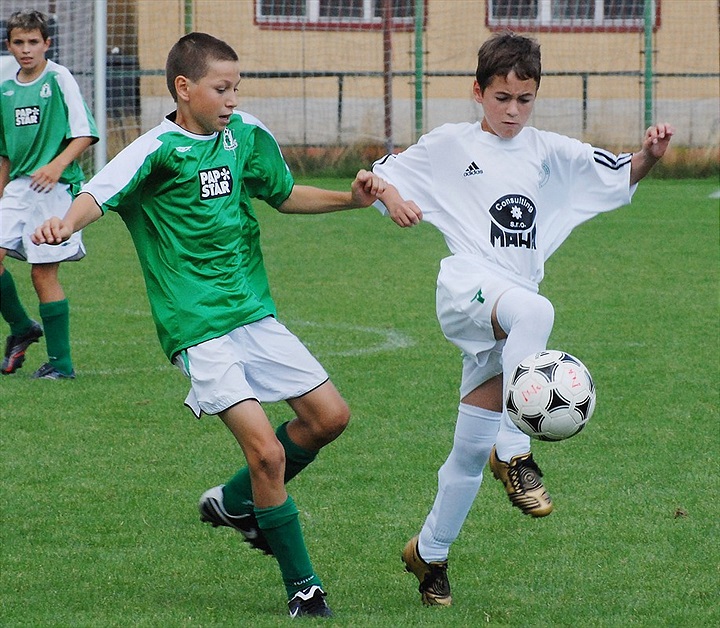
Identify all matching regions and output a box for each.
[378,183,423,228]
[642,122,675,160]
[32,217,73,245]
[387,198,423,228]
[30,162,64,193]
[351,169,387,206]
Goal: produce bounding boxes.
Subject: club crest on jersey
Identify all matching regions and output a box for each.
[538,160,550,188]
[223,128,238,151]
[14,106,40,127]
[199,167,233,200]
[489,194,537,249]
[40,82,52,98]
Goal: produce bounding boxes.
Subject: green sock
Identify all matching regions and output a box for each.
[223,421,318,515]
[39,299,73,375]
[0,269,33,336]
[255,495,321,598]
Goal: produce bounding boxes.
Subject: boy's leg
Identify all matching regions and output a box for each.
[490,288,554,516]
[31,263,74,377]
[222,380,349,515]
[0,260,43,373]
[0,261,33,334]
[404,402,500,607]
[219,401,331,615]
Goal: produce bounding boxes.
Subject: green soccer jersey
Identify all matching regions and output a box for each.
[0,59,98,185]
[83,111,295,360]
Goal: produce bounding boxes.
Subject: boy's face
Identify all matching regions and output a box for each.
[6,28,50,76]
[473,71,537,139]
[176,59,240,135]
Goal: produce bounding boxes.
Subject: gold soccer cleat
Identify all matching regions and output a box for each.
[402,535,452,606]
[489,447,553,517]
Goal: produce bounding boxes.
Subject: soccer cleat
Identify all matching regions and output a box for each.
[2,321,43,374]
[401,535,452,606]
[31,362,75,380]
[288,585,333,618]
[489,447,553,517]
[198,485,273,555]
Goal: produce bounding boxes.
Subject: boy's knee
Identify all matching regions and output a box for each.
[248,438,286,481]
[497,289,554,337]
[318,398,350,443]
[531,294,554,332]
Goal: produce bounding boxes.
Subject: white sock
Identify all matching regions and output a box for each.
[494,288,554,461]
[418,403,500,562]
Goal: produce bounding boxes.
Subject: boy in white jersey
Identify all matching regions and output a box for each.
[33,32,390,618]
[0,10,98,378]
[372,32,674,606]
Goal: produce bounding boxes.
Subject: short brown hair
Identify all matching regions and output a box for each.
[165,32,239,101]
[6,10,50,41]
[475,31,541,92]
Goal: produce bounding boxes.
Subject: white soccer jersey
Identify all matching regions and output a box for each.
[373,123,635,287]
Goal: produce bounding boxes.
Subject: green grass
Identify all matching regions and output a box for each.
[1,178,718,627]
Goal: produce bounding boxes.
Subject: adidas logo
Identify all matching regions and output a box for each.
[463,161,483,177]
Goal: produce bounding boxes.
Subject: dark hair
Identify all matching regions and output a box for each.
[6,10,50,41]
[475,31,541,92]
[165,32,239,101]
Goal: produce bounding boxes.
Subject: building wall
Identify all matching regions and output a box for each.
[136,0,719,147]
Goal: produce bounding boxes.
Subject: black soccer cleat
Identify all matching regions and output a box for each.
[198,485,273,555]
[288,585,333,618]
[31,362,76,379]
[2,321,43,374]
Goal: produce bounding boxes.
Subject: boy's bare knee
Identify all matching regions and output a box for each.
[247,438,286,483]
[322,400,350,442]
[289,384,351,448]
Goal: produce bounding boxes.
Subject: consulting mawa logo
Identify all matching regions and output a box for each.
[489,194,537,249]
[199,166,233,200]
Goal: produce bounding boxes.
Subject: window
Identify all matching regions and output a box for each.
[487,0,658,31]
[256,0,418,30]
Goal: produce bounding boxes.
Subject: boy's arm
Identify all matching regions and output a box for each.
[0,157,9,196]
[277,169,385,214]
[377,183,423,227]
[30,136,95,193]
[31,192,102,245]
[630,122,675,186]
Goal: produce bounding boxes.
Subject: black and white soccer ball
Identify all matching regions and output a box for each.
[506,350,596,442]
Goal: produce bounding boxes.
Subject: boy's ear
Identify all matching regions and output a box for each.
[175,75,191,102]
[472,80,484,104]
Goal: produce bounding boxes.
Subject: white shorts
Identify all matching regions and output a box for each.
[435,255,538,398]
[173,316,329,418]
[0,177,85,263]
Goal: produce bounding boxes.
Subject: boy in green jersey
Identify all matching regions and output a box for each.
[33,32,390,618]
[0,10,98,378]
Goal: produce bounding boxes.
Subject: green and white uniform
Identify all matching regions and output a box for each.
[0,59,98,262]
[82,111,295,361]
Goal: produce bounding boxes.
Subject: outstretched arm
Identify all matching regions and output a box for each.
[277,169,386,214]
[31,192,102,245]
[630,123,675,186]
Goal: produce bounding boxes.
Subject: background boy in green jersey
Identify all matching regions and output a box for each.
[33,32,390,618]
[0,10,98,378]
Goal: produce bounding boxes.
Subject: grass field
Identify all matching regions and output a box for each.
[1,178,718,627]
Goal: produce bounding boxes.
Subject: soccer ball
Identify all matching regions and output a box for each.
[506,350,596,442]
